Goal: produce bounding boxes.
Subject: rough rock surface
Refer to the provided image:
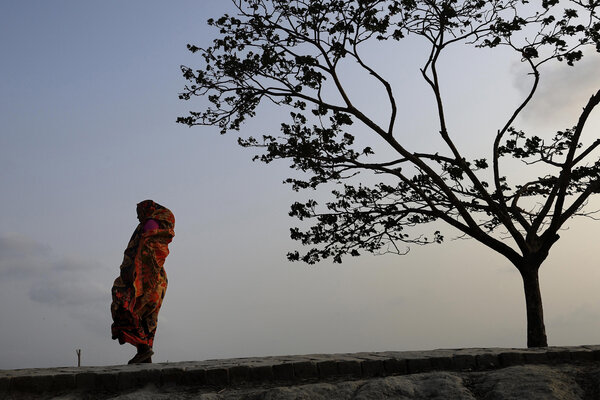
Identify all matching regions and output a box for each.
[89,364,600,400]
[3,346,600,399]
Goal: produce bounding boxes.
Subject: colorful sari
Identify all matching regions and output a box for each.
[111,200,175,348]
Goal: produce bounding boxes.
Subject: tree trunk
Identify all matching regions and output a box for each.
[519,267,548,347]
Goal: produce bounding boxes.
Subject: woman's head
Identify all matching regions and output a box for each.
[136,200,163,222]
[135,200,174,229]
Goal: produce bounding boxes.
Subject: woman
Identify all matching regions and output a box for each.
[111,200,175,364]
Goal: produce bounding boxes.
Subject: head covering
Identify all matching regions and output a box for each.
[136,199,174,227]
[137,200,159,221]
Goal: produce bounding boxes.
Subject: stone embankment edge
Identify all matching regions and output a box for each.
[2,345,600,395]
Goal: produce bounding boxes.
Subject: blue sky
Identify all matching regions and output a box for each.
[1,1,600,370]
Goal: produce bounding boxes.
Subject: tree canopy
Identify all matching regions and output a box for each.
[179,0,600,347]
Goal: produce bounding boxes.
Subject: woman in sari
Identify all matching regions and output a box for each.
[111,200,175,364]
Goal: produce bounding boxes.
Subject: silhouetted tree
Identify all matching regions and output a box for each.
[179,0,600,348]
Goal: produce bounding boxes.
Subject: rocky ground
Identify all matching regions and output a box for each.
[3,346,600,399]
[80,363,600,400]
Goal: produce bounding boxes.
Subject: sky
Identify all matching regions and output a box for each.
[1,1,600,370]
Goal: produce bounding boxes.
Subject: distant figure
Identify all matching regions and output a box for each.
[111,200,175,364]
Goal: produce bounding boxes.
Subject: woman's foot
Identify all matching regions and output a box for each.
[127,345,154,364]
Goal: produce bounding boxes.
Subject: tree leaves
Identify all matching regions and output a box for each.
[180,0,600,264]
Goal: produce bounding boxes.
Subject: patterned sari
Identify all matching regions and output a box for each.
[111,200,175,348]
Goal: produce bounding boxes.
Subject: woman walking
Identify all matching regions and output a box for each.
[111,200,175,364]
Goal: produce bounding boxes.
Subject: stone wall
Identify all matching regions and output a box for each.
[2,345,600,399]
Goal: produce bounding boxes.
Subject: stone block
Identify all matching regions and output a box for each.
[337,360,361,378]
[523,351,549,364]
[546,350,571,363]
[248,365,274,382]
[317,360,338,378]
[8,375,27,392]
[475,354,498,370]
[451,354,477,371]
[117,370,142,390]
[292,361,318,380]
[569,349,594,362]
[273,363,295,381]
[10,375,51,393]
[160,367,185,386]
[117,368,160,391]
[383,358,407,375]
[406,358,433,374]
[498,352,524,367]
[361,359,384,377]
[51,373,76,391]
[95,371,119,391]
[229,365,251,384]
[139,368,161,386]
[587,347,600,361]
[75,372,96,390]
[577,345,599,361]
[205,368,229,387]
[181,367,207,386]
[0,376,10,392]
[428,356,453,371]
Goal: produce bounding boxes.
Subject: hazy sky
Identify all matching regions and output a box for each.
[1,1,600,370]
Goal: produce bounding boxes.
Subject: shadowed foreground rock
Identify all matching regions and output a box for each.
[3,346,600,399]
